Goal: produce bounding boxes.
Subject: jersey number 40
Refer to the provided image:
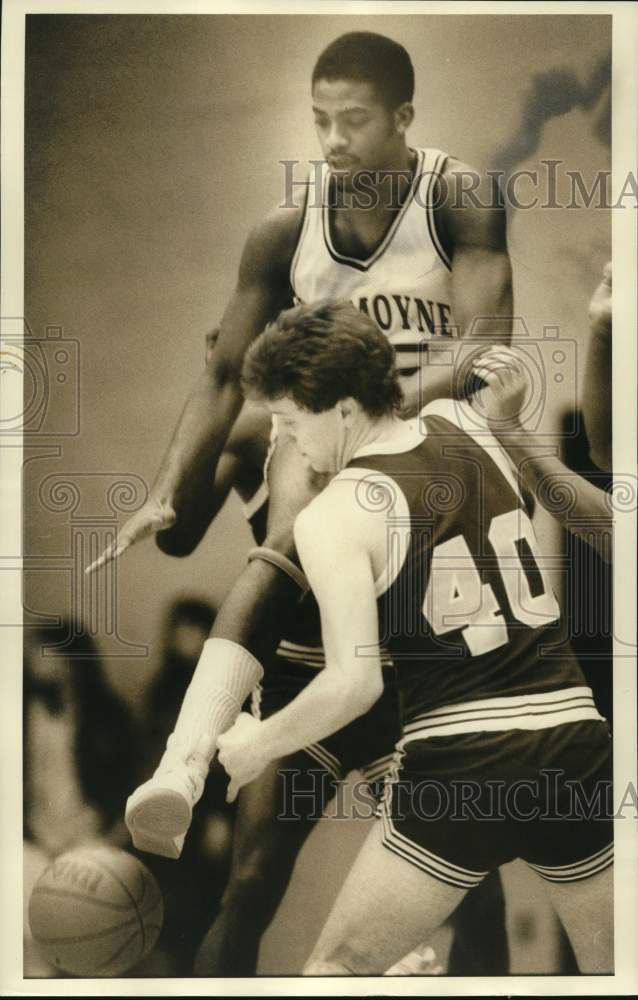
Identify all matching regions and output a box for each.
[423,509,560,656]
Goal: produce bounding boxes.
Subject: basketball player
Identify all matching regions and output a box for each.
[187,400,407,974]
[90,25,512,801]
[88,30,512,566]
[88,32,513,971]
[218,300,613,975]
[119,337,490,974]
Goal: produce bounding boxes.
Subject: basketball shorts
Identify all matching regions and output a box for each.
[380,718,613,889]
[251,654,401,790]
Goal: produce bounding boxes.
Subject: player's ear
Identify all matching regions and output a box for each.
[338,397,357,426]
[393,102,414,135]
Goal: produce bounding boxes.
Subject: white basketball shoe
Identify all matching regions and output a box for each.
[125,753,208,859]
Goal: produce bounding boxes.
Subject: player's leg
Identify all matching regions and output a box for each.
[193,751,336,975]
[125,629,265,858]
[304,819,467,975]
[535,866,613,973]
[447,870,509,974]
[127,436,321,858]
[522,718,614,973]
[357,727,510,976]
[126,404,269,857]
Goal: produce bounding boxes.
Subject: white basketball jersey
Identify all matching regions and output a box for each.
[290,147,455,376]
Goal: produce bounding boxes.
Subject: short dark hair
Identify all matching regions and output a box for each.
[312,32,414,109]
[242,300,403,418]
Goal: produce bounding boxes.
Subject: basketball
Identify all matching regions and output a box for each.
[28,846,163,976]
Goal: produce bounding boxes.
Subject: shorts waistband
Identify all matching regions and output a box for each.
[275,640,326,668]
[399,687,604,745]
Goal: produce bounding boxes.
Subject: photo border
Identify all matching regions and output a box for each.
[1,1,636,995]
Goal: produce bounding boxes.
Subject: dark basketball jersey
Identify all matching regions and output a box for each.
[340,399,601,731]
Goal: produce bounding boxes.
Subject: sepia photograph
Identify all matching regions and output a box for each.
[1,1,637,994]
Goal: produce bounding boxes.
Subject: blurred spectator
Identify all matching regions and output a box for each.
[582,261,612,472]
[23,621,136,975]
[562,261,613,724]
[561,416,613,727]
[552,262,614,974]
[24,621,135,854]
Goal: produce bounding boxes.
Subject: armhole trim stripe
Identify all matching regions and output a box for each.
[426,151,452,271]
[289,179,312,299]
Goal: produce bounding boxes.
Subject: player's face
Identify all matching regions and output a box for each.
[311,78,400,182]
[268,397,344,474]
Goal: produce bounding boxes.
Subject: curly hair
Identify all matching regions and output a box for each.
[241,300,403,418]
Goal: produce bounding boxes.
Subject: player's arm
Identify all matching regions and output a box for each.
[206,402,272,525]
[155,210,300,556]
[582,262,612,472]
[86,205,301,572]
[442,161,512,343]
[193,326,272,519]
[473,347,613,561]
[209,434,327,663]
[217,483,385,801]
[403,161,513,415]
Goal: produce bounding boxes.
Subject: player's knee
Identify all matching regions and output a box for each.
[155,526,198,557]
[222,864,266,902]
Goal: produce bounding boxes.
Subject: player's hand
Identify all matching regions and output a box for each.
[217,712,270,803]
[588,261,611,336]
[470,346,529,427]
[84,496,176,575]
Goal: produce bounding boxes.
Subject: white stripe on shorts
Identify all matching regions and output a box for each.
[527,842,614,883]
[360,754,395,785]
[399,687,604,743]
[380,802,487,889]
[303,741,343,782]
[276,641,326,668]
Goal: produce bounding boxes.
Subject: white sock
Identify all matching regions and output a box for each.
[157,638,263,773]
